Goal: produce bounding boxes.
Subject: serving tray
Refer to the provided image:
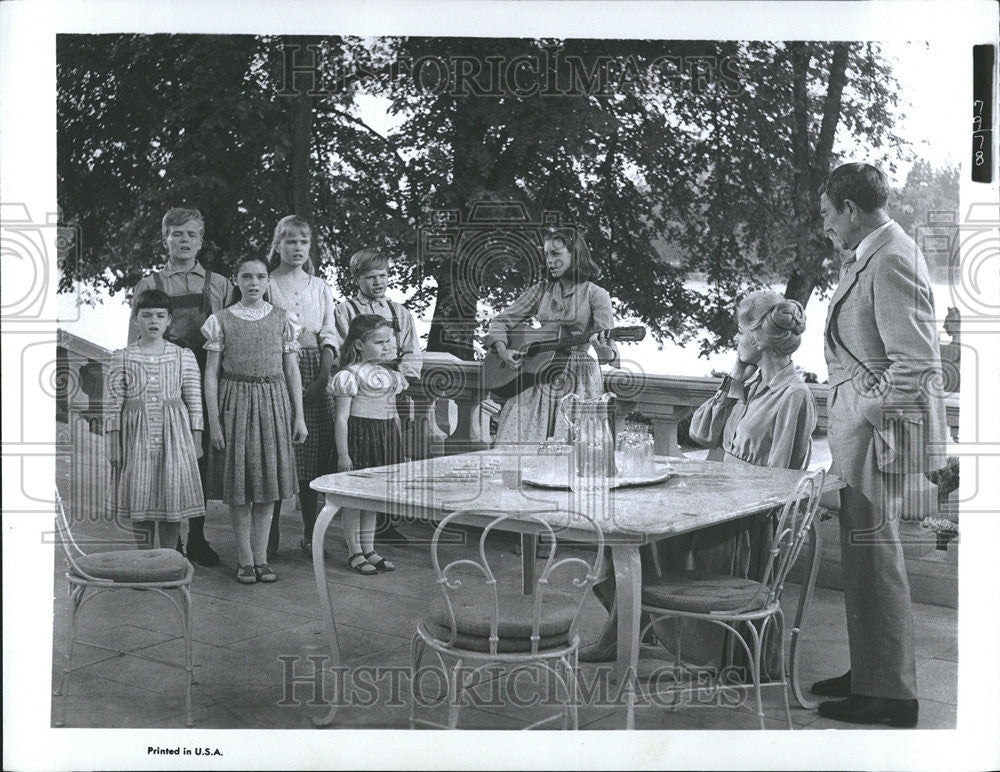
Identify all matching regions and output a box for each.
[521,462,674,490]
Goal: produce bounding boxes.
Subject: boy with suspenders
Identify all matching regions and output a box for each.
[128,208,233,566]
[333,248,423,544]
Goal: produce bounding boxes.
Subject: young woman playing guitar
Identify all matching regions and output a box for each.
[484,227,619,444]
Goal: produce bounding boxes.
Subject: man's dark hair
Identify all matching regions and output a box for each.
[820,162,890,213]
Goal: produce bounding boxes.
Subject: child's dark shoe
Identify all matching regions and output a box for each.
[254,563,277,583]
[363,550,395,572]
[348,552,377,575]
[187,537,220,567]
[236,565,257,584]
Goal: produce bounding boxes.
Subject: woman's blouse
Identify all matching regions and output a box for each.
[200,301,301,354]
[104,342,203,434]
[329,362,408,419]
[483,280,619,365]
[690,361,817,470]
[268,274,338,351]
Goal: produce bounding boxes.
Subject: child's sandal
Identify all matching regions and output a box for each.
[363,550,395,572]
[236,565,257,584]
[254,563,277,583]
[348,552,377,576]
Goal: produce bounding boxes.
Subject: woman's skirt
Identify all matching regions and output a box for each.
[493,351,605,445]
[205,374,298,505]
[108,398,205,522]
[329,416,403,473]
[295,347,335,481]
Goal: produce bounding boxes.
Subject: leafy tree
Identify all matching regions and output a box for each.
[58,35,907,359]
[890,159,960,281]
[57,34,395,295]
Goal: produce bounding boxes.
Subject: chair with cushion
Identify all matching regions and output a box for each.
[630,468,825,729]
[53,488,196,727]
[410,509,604,729]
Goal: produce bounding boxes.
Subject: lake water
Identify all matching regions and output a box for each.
[57,280,958,383]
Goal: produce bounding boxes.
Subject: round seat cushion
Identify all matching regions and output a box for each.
[420,622,571,653]
[422,591,577,652]
[74,548,190,583]
[641,570,768,614]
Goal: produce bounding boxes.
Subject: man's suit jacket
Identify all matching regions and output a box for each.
[824,221,948,509]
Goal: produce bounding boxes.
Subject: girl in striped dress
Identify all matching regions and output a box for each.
[264,216,338,560]
[202,257,308,584]
[105,289,205,550]
[329,315,407,575]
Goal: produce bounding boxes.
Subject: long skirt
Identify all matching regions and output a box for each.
[205,376,298,505]
[109,397,204,522]
[493,351,605,445]
[295,347,335,481]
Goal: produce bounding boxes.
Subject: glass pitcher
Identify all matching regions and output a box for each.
[558,392,617,486]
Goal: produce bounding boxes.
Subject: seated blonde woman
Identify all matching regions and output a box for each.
[582,291,817,670]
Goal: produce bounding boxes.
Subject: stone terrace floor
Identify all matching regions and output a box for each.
[52,497,958,732]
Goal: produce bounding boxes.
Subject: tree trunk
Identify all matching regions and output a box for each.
[784,43,851,306]
[425,102,490,360]
[288,37,315,268]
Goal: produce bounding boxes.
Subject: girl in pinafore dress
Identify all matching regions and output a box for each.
[106,289,205,550]
[264,216,338,560]
[329,315,407,575]
[485,227,619,445]
[202,256,308,585]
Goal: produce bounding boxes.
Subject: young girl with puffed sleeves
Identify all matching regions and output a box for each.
[201,256,308,585]
[329,315,408,575]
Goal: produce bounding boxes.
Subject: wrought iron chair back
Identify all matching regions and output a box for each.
[412,507,604,729]
[429,509,605,656]
[727,468,826,615]
[632,468,828,730]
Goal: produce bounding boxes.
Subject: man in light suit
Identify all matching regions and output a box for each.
[812,163,948,727]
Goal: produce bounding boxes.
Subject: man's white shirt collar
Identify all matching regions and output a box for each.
[854,218,894,260]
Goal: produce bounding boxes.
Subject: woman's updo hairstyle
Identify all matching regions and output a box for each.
[736,290,807,357]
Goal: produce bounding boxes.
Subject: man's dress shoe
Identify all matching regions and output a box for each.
[817,695,918,727]
[811,670,852,697]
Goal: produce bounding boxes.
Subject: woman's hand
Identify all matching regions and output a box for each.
[338,455,353,472]
[210,425,226,452]
[303,377,326,404]
[730,358,758,383]
[592,329,612,347]
[106,431,122,470]
[292,417,308,444]
[192,429,203,459]
[495,343,522,369]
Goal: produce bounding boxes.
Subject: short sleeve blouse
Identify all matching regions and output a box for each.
[329,363,408,418]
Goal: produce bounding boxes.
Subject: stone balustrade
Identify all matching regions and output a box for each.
[56,330,961,457]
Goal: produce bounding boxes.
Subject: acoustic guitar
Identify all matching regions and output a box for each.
[482,323,646,399]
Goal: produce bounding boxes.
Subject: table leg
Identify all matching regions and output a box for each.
[789,520,822,710]
[521,533,537,594]
[311,495,344,727]
[611,544,642,730]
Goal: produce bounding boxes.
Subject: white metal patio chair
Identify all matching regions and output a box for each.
[410,509,604,729]
[53,487,196,727]
[630,468,826,729]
